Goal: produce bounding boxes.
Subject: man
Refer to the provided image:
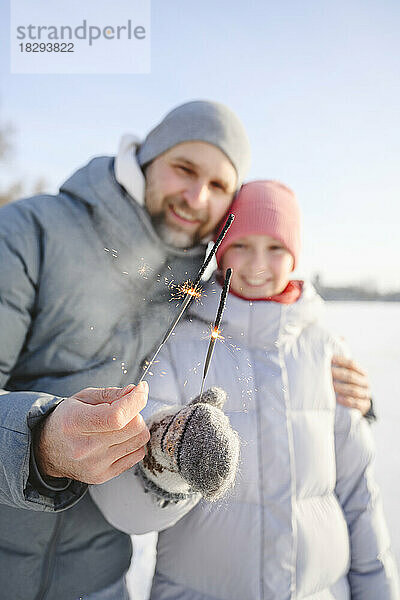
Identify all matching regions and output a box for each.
[0,100,371,599]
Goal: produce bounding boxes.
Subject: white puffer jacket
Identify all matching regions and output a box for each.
[144,278,399,600]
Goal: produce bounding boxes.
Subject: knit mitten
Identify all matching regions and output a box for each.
[137,387,240,502]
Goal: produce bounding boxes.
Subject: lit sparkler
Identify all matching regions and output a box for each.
[199,267,232,399]
[137,214,235,383]
[170,279,204,303]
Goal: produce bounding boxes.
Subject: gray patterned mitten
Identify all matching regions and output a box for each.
[137,387,240,502]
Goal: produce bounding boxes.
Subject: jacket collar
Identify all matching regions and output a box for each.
[189,275,324,351]
[114,134,145,206]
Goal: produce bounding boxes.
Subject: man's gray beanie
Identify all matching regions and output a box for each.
[137,100,251,186]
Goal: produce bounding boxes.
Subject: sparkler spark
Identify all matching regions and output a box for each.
[211,327,223,340]
[184,283,202,299]
[142,359,160,371]
[138,263,152,277]
[170,280,204,303]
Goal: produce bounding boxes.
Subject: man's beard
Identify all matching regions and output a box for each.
[151,214,202,248]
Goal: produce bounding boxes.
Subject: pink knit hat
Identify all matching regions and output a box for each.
[215,180,301,269]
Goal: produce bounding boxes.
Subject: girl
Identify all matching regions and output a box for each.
[92,181,398,599]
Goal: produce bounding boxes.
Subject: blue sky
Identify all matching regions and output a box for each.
[1,0,399,290]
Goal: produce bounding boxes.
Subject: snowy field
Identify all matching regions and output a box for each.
[127,301,400,599]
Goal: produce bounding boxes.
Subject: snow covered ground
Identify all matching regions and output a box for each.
[323,302,400,565]
[127,301,400,599]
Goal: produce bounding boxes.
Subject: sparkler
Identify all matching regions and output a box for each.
[137,214,235,383]
[193,213,234,287]
[199,268,232,399]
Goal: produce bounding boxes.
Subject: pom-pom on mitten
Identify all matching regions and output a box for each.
[137,387,240,502]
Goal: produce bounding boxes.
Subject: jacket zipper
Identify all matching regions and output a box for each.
[34,512,65,600]
[249,342,265,600]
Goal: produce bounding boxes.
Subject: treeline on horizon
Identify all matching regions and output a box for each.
[313,275,400,302]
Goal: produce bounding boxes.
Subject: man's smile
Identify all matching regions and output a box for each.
[168,203,203,226]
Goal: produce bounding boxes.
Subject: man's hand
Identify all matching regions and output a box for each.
[35,382,150,484]
[332,356,371,416]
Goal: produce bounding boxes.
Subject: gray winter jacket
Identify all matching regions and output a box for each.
[125,278,399,600]
[0,155,205,600]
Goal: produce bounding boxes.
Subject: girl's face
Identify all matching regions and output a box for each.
[220,234,294,299]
